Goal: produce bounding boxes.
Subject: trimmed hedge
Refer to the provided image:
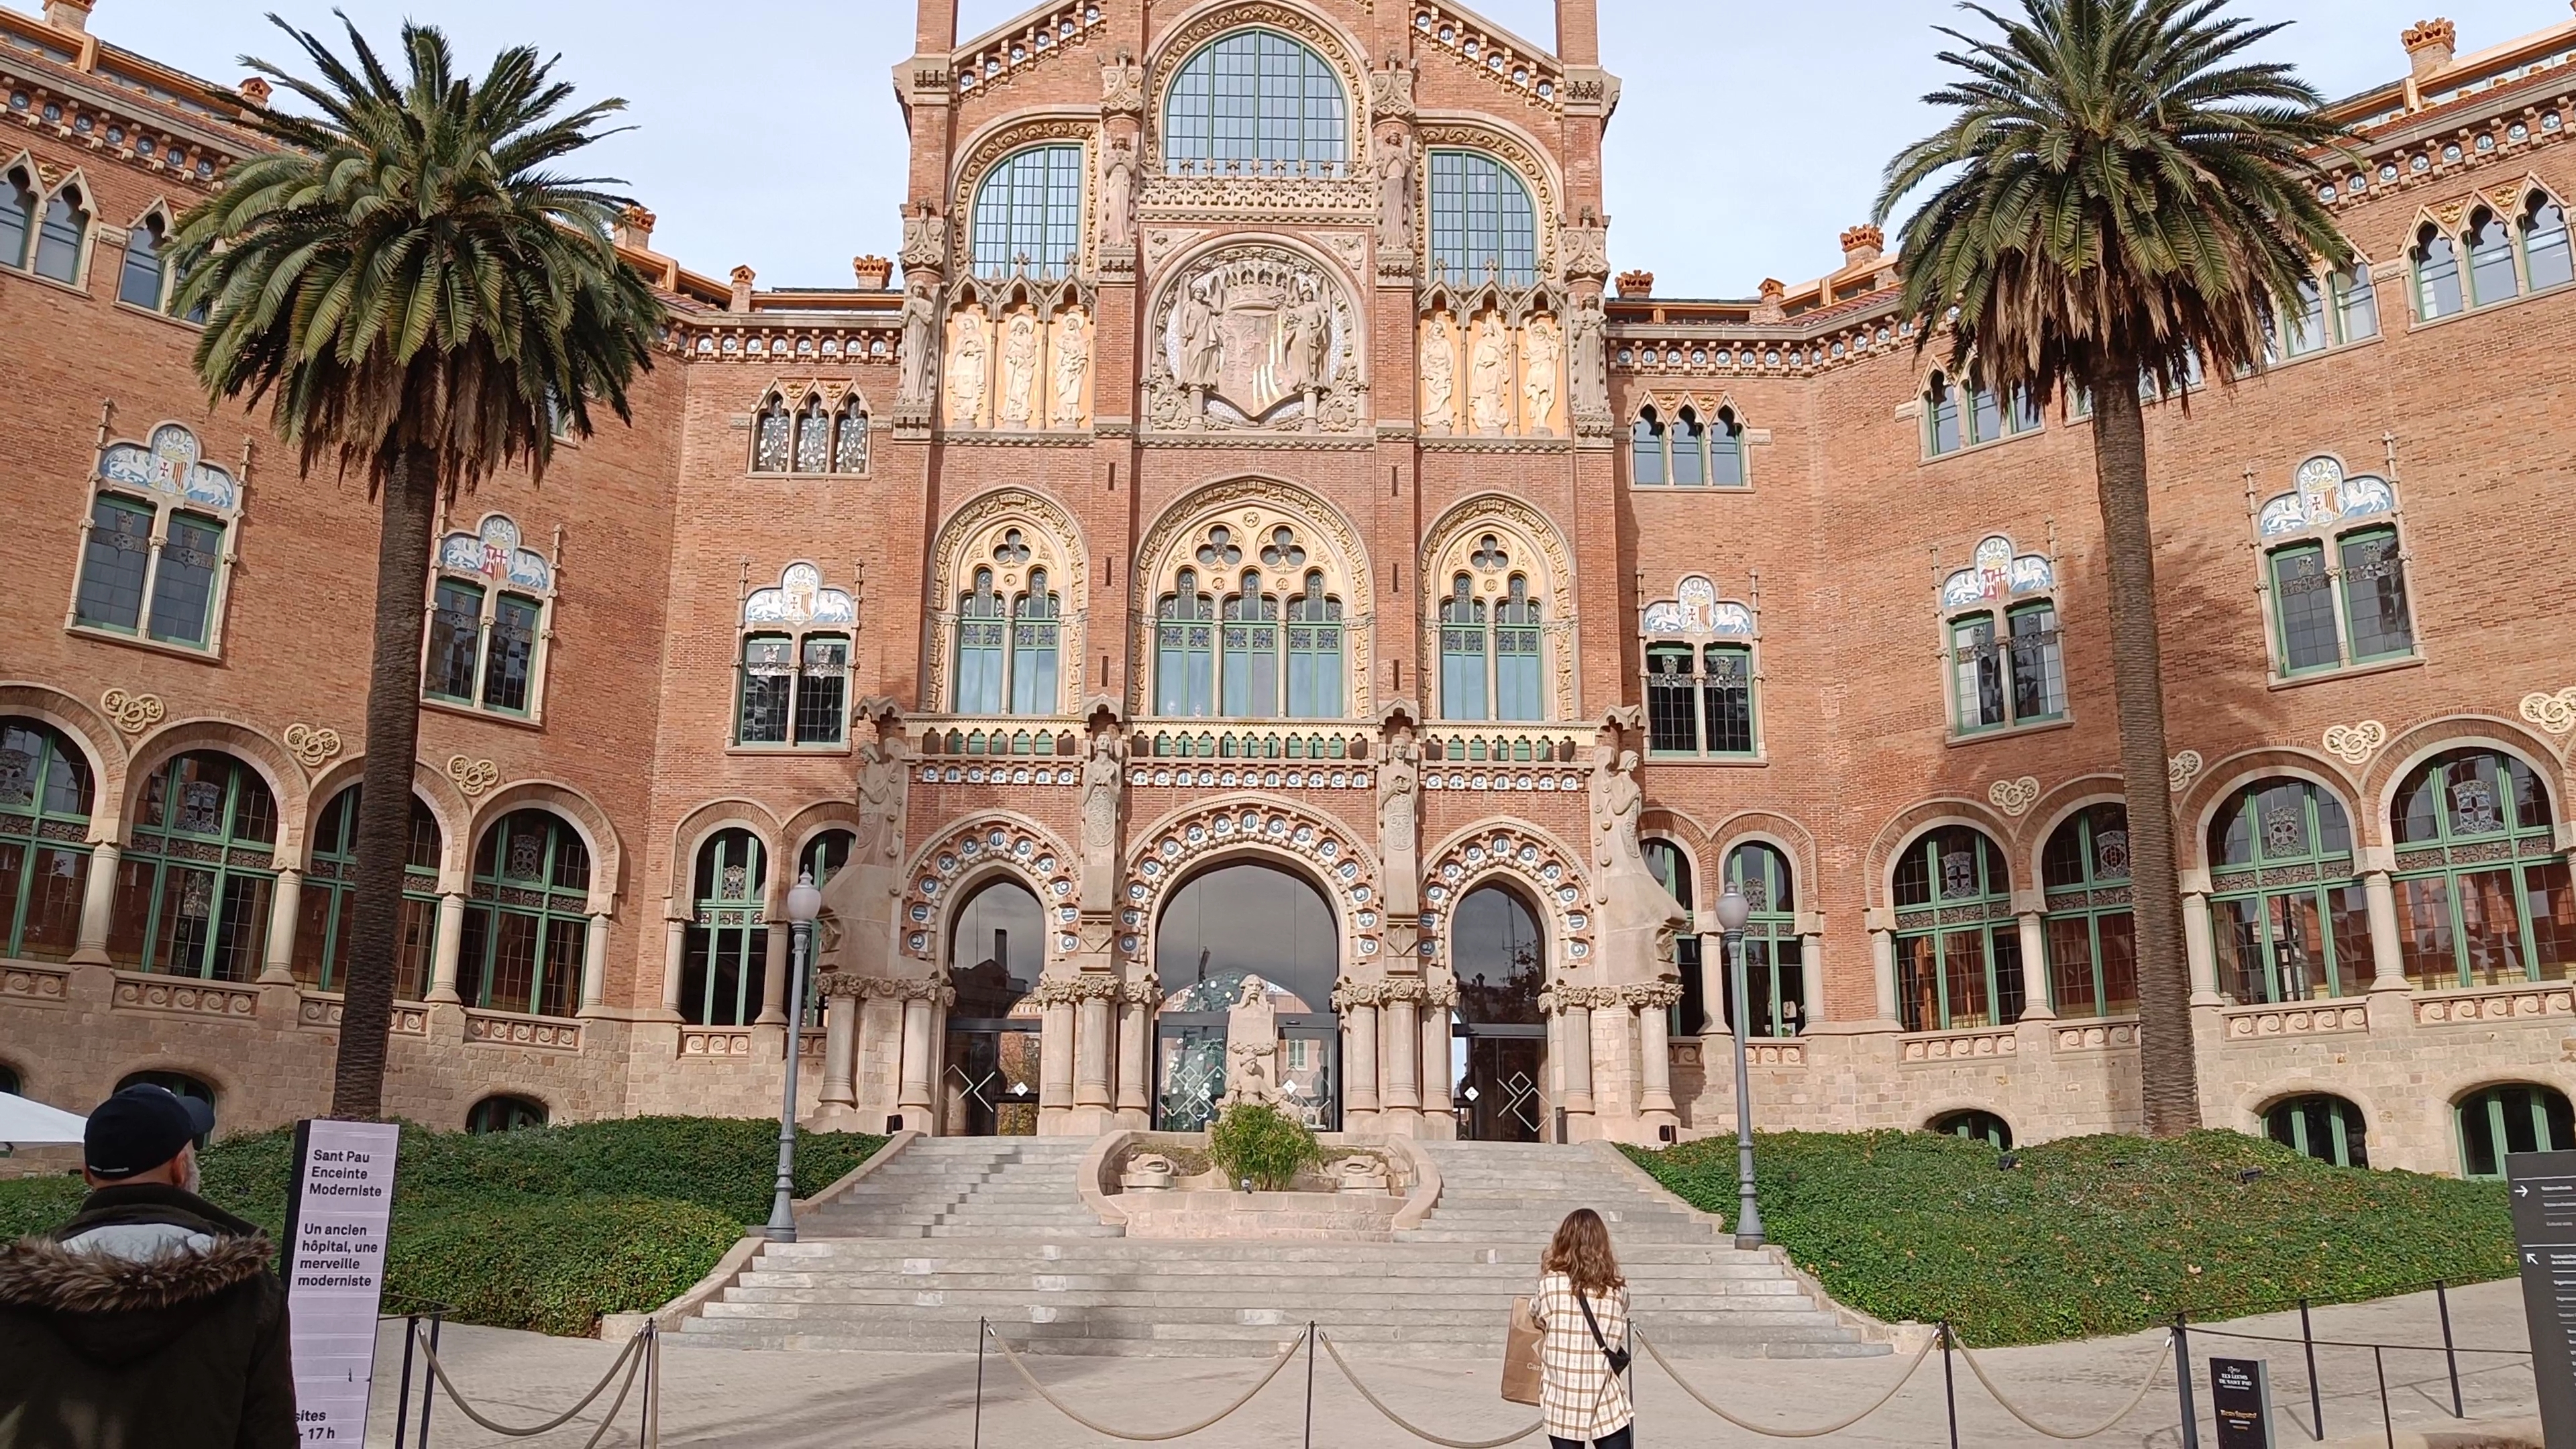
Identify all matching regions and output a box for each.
[0,1116,886,1336]
[1626,1129,2514,1346]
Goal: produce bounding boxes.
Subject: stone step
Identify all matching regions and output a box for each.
[760,1242,1782,1268]
[721,1284,1813,1310]
[698,1303,1849,1334]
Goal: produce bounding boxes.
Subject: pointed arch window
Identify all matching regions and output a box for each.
[118,211,170,310]
[834,396,870,473]
[461,809,590,1018]
[1162,30,1348,177]
[1009,568,1062,716]
[1155,567,1217,716]
[1286,572,1344,718]
[2392,749,2574,990]
[2414,223,2465,319]
[0,166,32,268]
[1439,574,1488,720]
[295,785,441,997]
[1220,571,1281,717]
[2041,804,2137,1018]
[0,717,93,962]
[970,144,1084,279]
[2257,457,2412,679]
[752,394,791,472]
[1925,372,1963,455]
[1629,407,1666,485]
[72,422,242,655]
[1892,825,2024,1030]
[108,751,277,981]
[1670,408,1707,486]
[32,182,86,283]
[2524,191,2574,292]
[793,395,833,472]
[1428,150,1536,286]
[1723,842,1805,1037]
[683,828,767,1026]
[424,513,557,719]
[1631,405,1747,488]
[2208,778,2369,1004]
[2467,205,2521,306]
[751,391,869,474]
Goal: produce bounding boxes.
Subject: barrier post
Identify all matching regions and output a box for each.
[393,1314,418,1449]
[645,1320,661,1449]
[1304,1322,1317,1449]
[1941,1320,1960,1449]
[419,1312,442,1448]
[2174,1314,2200,1449]
[2300,1298,2324,1441]
[973,1318,988,1449]
[2435,1279,2463,1417]
[2373,1346,2393,1449]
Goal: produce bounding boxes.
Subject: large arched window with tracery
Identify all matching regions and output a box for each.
[110,751,277,980]
[1162,30,1348,176]
[1152,522,1348,720]
[2208,778,2368,1004]
[1892,825,2023,1031]
[684,828,767,1026]
[2392,749,2574,990]
[971,145,1085,279]
[2041,804,2136,1019]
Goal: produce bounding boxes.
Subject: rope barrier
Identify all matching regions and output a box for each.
[982,1321,1309,1442]
[410,1321,648,1446]
[2186,1326,2533,1356]
[1953,1335,2172,1441]
[1317,1330,1544,1448]
[1633,1326,1938,1439]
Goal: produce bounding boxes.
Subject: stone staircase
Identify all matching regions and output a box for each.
[673,1135,1888,1360]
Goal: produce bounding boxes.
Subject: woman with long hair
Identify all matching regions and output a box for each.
[1532,1208,1632,1449]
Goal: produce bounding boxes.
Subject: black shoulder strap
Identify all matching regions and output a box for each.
[1576,1289,1615,1362]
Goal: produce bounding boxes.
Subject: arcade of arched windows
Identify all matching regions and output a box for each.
[939,274,1095,435]
[2406,178,2572,322]
[1419,497,1577,724]
[927,490,1091,718]
[749,384,870,476]
[1132,484,1372,723]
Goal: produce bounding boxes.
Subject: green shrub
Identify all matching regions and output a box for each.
[1208,1103,1321,1190]
[1627,1129,2514,1347]
[387,1197,745,1337]
[0,1175,85,1240]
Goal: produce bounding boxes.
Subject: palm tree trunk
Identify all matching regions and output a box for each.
[2084,358,2201,1136]
[331,442,441,1120]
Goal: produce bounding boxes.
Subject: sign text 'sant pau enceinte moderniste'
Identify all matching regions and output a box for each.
[280,1120,400,1444]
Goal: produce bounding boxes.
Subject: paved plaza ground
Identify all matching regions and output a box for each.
[364,1279,2540,1447]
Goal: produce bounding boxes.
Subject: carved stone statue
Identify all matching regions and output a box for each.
[999,309,1040,427]
[1378,739,1418,857]
[947,309,987,426]
[1469,315,1511,433]
[1081,732,1126,886]
[1281,279,1327,392]
[1150,244,1360,434]
[1176,279,1224,390]
[1419,315,1456,434]
[1052,309,1090,427]
[1521,315,1561,435]
[898,281,939,406]
[1589,743,1687,985]
[856,738,910,869]
[1377,132,1415,252]
[1218,974,1290,1114]
[1568,292,1610,423]
[1098,138,1136,249]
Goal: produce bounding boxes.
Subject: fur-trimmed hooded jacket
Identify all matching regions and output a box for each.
[0,1183,296,1449]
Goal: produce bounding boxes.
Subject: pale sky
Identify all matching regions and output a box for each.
[52,0,2565,297]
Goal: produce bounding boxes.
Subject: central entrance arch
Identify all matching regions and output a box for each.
[1450,883,1547,1141]
[1154,860,1341,1130]
[941,877,1042,1136]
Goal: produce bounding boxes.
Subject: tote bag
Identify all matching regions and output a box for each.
[1500,1295,1543,1405]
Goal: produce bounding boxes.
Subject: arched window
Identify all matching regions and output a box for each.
[1285,571,1344,718]
[2414,223,2465,319]
[32,183,87,282]
[2265,1093,2367,1167]
[1925,372,1963,455]
[752,393,791,472]
[750,390,868,474]
[1495,577,1543,721]
[109,752,276,981]
[295,786,441,998]
[1162,30,1348,177]
[1670,407,1707,486]
[1709,408,1746,486]
[834,396,869,474]
[2258,458,2412,677]
[466,1095,547,1134]
[2466,206,2520,306]
[2042,804,2137,1018]
[800,828,855,888]
[2209,779,2367,1004]
[1440,574,1489,720]
[1221,571,1281,716]
[2458,1084,2575,1179]
[683,828,767,1026]
[1629,407,1666,485]
[0,718,94,962]
[425,513,556,719]
[118,212,170,310]
[1155,567,1217,716]
[2524,192,2575,292]
[2392,749,2573,990]
[74,423,242,654]
[971,145,1084,279]
[1155,862,1340,1130]
[462,810,590,1018]
[0,166,33,268]
[1930,1109,2012,1149]
[1009,568,1062,716]
[792,395,833,472]
[1643,840,1703,1035]
[1723,843,1805,1038]
[116,1071,213,1146]
[1429,150,1536,285]
[734,563,851,745]
[950,878,1041,1020]
[1892,825,2024,1031]
[1641,576,1759,759]
[1942,535,2063,735]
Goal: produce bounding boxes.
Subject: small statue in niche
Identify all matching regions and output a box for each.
[999,309,1040,427]
[1097,138,1136,249]
[1281,277,1328,393]
[1052,310,1091,427]
[1521,315,1561,435]
[1568,292,1610,421]
[1419,314,1456,433]
[1376,131,1415,252]
[947,310,988,426]
[1469,315,1512,433]
[898,281,938,405]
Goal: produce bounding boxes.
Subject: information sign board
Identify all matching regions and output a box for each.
[2507,1148,2576,1446]
[280,1119,400,1444]
[2210,1356,2273,1448]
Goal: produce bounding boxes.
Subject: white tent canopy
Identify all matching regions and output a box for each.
[0,1091,88,1146]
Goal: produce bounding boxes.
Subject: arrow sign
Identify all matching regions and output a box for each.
[2506,1149,2576,1446]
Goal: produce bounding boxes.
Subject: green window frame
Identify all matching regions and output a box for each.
[460,810,591,1018]
[294,785,442,997]
[736,634,794,743]
[109,752,278,981]
[2337,527,2413,663]
[1007,572,1060,716]
[955,568,1007,714]
[1495,578,1543,721]
[0,718,94,962]
[738,629,849,747]
[117,213,169,310]
[1439,575,1488,721]
[32,184,86,283]
[1948,612,2007,731]
[422,565,549,719]
[1931,1110,2012,1148]
[1892,826,2025,1030]
[1630,409,1667,484]
[0,166,32,268]
[2265,1093,2368,1167]
[2208,779,2370,1004]
[74,490,232,651]
[2041,804,2137,1019]
[1724,843,1805,1038]
[1925,373,1962,455]
[425,580,484,702]
[1161,29,1348,176]
[2267,541,2341,674]
[1220,574,1281,717]
[1285,573,1343,718]
[1642,839,1703,1036]
[2332,264,2381,341]
[2524,193,2574,292]
[2414,223,2465,319]
[682,828,767,1026]
[1155,569,1216,717]
[72,494,152,633]
[2457,1084,2575,1179]
[2391,749,2574,991]
[2466,206,2521,307]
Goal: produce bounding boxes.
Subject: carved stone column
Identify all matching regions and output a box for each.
[1695,930,1725,1034]
[580,913,611,1016]
[427,892,465,1004]
[1383,983,1423,1129]
[1867,915,1900,1025]
[2015,910,2055,1020]
[1420,977,1456,1130]
[814,972,863,1118]
[898,989,938,1126]
[1337,983,1381,1125]
[70,841,119,965]
[259,868,301,985]
[2180,890,2222,1005]
[661,916,688,1018]
[757,922,790,1026]
[1075,982,1114,1111]
[1550,988,1596,1130]
[1036,979,1077,1133]
[1797,920,1825,1026]
[1632,984,1680,1140]
[2361,869,2412,991]
[1117,977,1155,1124]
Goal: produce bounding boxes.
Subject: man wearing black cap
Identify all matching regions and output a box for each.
[0,1083,295,1448]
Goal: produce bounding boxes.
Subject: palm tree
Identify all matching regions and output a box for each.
[172,17,666,1118]
[1875,0,2349,1136]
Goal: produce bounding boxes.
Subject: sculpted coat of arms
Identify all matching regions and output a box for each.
[1146,245,1362,433]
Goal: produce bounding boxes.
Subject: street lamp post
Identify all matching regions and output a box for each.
[765,869,824,1242]
[1711,887,1764,1250]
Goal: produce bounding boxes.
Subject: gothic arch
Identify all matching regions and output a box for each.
[1420,818,1593,979]
[0,682,124,838]
[1130,474,1377,717]
[928,485,1092,715]
[466,780,623,916]
[1419,492,1580,720]
[1707,811,1821,908]
[1122,794,1378,969]
[1413,113,1563,276]
[123,718,307,859]
[898,813,1081,972]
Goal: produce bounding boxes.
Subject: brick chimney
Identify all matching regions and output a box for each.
[42,0,91,34]
[729,264,756,313]
[1753,278,1787,325]
[1839,224,1885,270]
[612,205,656,251]
[1614,269,1653,299]
[237,77,271,109]
[2403,18,2457,79]
[853,255,893,290]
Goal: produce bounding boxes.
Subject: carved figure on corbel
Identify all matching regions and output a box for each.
[1097,136,1137,253]
[1377,130,1416,256]
[1558,224,1609,284]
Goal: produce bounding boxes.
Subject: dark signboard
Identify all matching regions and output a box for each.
[2210,1356,2272,1448]
[2506,1148,2576,1446]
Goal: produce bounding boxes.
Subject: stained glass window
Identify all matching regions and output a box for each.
[834,398,869,473]
[2339,528,2412,661]
[2041,804,2136,1018]
[1439,575,1487,720]
[796,636,849,744]
[2392,749,2573,991]
[462,810,590,1018]
[1893,826,2023,1030]
[1722,842,1805,1038]
[683,828,767,1026]
[1009,571,1060,716]
[293,785,441,997]
[73,495,152,632]
[1429,150,1536,285]
[426,581,483,701]
[1645,645,1697,755]
[1162,30,1348,176]
[1495,578,1542,721]
[737,635,794,744]
[0,718,92,963]
[752,394,791,472]
[109,752,278,981]
[481,594,540,712]
[956,570,1006,714]
[146,513,223,646]
[1220,574,1280,716]
[2208,779,2369,1004]
[1285,572,1342,718]
[971,145,1084,278]
[793,396,833,472]
[1156,569,1217,716]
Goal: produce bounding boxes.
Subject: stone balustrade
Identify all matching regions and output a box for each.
[2,962,68,1005]
[1897,1025,2019,1063]
[1128,720,1375,766]
[2220,1000,2371,1041]
[2052,1018,2141,1053]
[293,992,426,1036]
[2414,980,2576,1025]
[464,1010,582,1052]
[678,1027,826,1059]
[111,971,258,1020]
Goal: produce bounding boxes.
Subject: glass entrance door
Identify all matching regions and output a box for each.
[1278,1014,1340,1131]
[942,1021,1040,1135]
[1456,1024,1545,1141]
[1155,1012,1228,1130]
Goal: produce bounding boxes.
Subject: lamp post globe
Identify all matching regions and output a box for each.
[767,869,823,1242]
[1709,886,1762,1249]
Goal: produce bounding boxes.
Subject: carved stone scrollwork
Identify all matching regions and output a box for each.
[445,756,500,798]
[2520,688,2576,737]
[282,724,341,769]
[898,204,949,274]
[100,689,164,737]
[1558,225,1609,282]
[2167,750,2206,794]
[816,974,957,1005]
[1539,984,1626,1013]
[1029,973,1126,1006]
[1101,49,1144,113]
[1144,242,1366,435]
[1367,60,1415,120]
[2322,720,2389,765]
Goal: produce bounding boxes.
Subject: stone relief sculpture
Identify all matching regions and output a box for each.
[1419,314,1457,434]
[1216,975,1290,1113]
[1281,279,1328,393]
[1378,737,1419,911]
[1521,315,1560,436]
[1589,744,1687,985]
[1568,292,1610,428]
[1052,309,1090,427]
[1146,245,1362,433]
[856,738,910,869]
[1176,278,1224,391]
[1100,49,1145,113]
[1469,315,1511,433]
[898,280,939,407]
[947,308,988,427]
[999,309,1040,427]
[1098,138,1136,250]
[898,201,947,272]
[1377,132,1415,254]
